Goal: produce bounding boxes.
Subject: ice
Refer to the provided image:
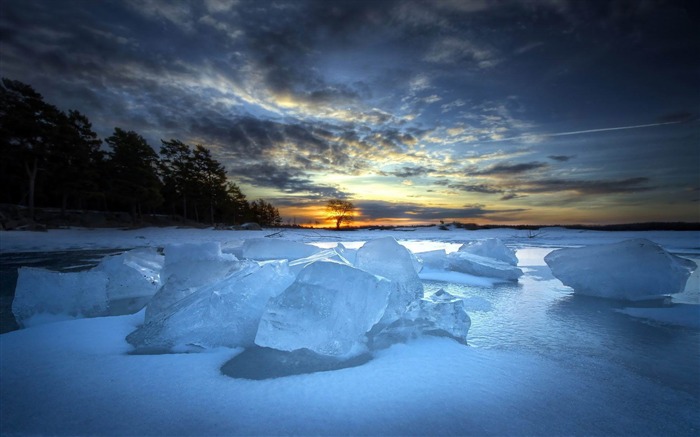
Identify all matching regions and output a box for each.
[336,243,357,265]
[417,240,523,282]
[545,238,697,300]
[445,251,523,281]
[127,260,295,352]
[96,248,163,313]
[617,304,700,329]
[255,261,392,358]
[417,249,448,269]
[144,242,240,322]
[457,238,518,265]
[372,288,471,348]
[232,238,322,260]
[411,288,471,341]
[12,268,109,327]
[288,247,353,275]
[355,237,424,324]
[3,228,700,436]
[11,248,164,327]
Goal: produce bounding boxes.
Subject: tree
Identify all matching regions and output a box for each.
[222,182,248,224]
[49,110,104,214]
[105,128,163,221]
[0,78,63,218]
[326,199,354,229]
[159,139,195,220]
[192,145,227,225]
[250,199,281,226]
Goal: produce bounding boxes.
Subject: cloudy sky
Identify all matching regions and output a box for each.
[1,0,698,225]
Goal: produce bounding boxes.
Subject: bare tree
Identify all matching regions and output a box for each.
[326,199,354,229]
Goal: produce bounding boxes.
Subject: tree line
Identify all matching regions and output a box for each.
[0,78,282,226]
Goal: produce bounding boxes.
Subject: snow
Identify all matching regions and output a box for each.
[1,226,699,436]
[545,238,697,301]
[1,313,697,436]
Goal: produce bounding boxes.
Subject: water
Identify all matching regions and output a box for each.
[424,248,700,399]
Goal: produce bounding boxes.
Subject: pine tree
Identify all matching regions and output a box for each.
[0,78,63,218]
[105,128,163,222]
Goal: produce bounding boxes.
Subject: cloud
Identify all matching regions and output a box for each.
[391,166,433,178]
[474,161,548,176]
[424,37,501,68]
[547,155,575,162]
[519,177,654,196]
[447,183,504,195]
[232,163,347,199]
[355,200,513,221]
[445,174,654,200]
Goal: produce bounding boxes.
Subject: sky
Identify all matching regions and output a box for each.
[1,0,698,226]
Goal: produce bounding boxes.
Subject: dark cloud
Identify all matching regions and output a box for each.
[355,200,517,221]
[656,111,697,124]
[232,163,347,199]
[520,177,654,196]
[447,183,504,195]
[475,162,548,176]
[447,175,654,199]
[548,155,574,162]
[391,166,433,178]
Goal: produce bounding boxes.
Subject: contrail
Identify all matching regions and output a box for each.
[488,120,685,142]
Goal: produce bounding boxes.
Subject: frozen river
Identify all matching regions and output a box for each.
[1,227,699,436]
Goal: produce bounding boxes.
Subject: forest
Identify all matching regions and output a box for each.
[0,78,282,227]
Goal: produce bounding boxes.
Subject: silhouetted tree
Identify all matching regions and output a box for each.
[326,199,354,229]
[0,77,284,228]
[159,139,195,220]
[250,199,281,226]
[192,145,227,225]
[222,182,248,224]
[50,110,104,214]
[105,128,163,221]
[0,78,63,218]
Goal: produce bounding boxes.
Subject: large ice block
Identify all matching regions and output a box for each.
[371,288,471,348]
[127,260,294,352]
[144,242,240,322]
[544,239,697,300]
[255,261,392,358]
[97,247,163,301]
[233,238,322,261]
[12,268,109,327]
[445,251,523,281]
[457,239,518,265]
[288,247,353,275]
[355,237,424,324]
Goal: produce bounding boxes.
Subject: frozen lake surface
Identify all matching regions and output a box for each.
[1,226,699,436]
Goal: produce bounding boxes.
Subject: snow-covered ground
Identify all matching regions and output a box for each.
[1,226,699,436]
